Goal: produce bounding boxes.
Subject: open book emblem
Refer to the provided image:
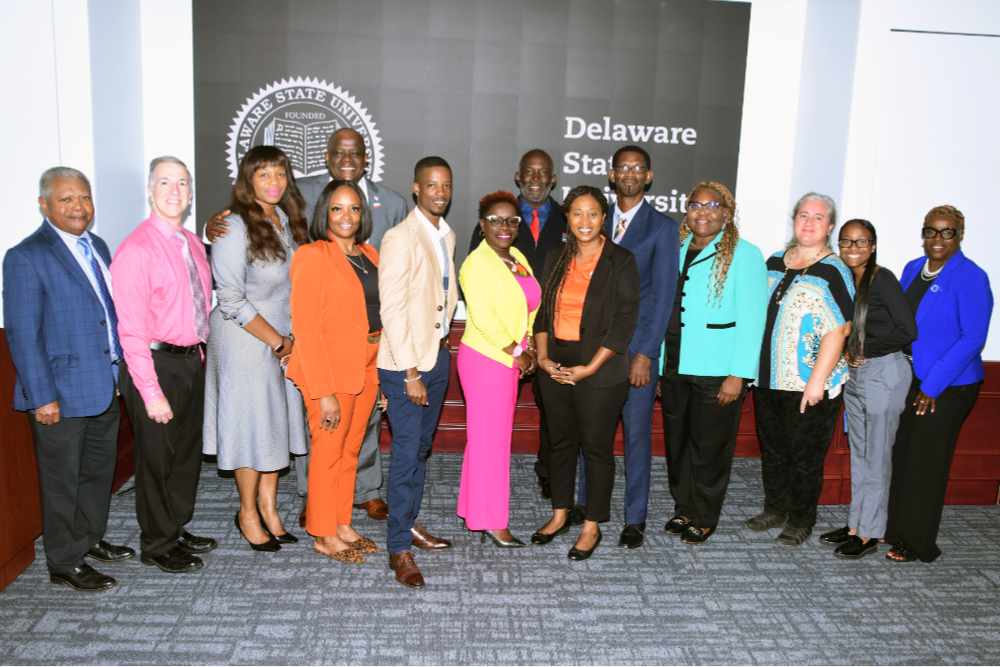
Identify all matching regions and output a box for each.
[227,76,385,183]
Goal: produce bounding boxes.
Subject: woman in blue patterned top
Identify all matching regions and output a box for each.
[744,192,855,546]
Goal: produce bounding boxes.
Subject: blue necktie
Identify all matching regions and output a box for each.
[77,237,122,360]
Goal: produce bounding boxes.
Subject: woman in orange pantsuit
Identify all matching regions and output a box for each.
[286,179,382,564]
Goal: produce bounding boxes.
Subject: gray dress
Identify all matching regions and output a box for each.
[203,211,308,471]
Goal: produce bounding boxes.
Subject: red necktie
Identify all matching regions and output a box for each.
[530,209,540,243]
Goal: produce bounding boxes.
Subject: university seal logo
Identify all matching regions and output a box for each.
[226,76,385,182]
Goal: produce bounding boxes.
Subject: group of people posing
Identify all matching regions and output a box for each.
[4,128,993,594]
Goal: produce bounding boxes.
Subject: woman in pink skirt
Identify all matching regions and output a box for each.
[456,191,541,547]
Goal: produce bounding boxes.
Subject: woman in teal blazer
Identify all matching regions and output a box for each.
[660,181,768,543]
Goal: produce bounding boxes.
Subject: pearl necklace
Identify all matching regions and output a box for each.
[920,259,944,282]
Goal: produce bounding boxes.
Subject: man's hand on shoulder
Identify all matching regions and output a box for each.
[205,209,232,242]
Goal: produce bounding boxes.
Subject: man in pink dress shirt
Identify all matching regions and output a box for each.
[111,156,217,574]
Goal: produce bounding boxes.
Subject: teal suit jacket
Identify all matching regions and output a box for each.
[665,233,768,380]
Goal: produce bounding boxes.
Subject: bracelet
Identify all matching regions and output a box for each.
[404,374,423,384]
[272,336,287,353]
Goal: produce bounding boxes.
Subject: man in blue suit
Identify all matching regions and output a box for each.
[3,167,134,592]
[587,145,678,549]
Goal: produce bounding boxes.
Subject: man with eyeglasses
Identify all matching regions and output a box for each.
[579,144,678,550]
[469,149,568,502]
[206,128,408,525]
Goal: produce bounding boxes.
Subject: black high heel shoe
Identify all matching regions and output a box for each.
[258,509,299,544]
[530,520,570,545]
[480,530,526,548]
[568,529,602,561]
[235,513,281,552]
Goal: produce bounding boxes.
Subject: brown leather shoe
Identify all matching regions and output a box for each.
[389,551,425,588]
[354,498,389,521]
[410,522,451,550]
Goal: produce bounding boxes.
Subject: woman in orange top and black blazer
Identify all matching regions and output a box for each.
[531,185,639,561]
[287,180,382,564]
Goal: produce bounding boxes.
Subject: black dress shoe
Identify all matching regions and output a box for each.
[177,531,217,554]
[776,525,811,546]
[568,529,602,561]
[618,523,646,549]
[235,513,281,552]
[86,540,135,562]
[530,521,570,545]
[664,515,691,535]
[745,510,788,532]
[835,535,878,559]
[567,505,586,526]
[820,526,852,545]
[680,525,716,545]
[480,530,526,548]
[49,563,117,592]
[257,510,299,544]
[141,545,204,573]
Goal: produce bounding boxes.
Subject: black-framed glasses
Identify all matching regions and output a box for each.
[921,227,958,240]
[687,200,723,211]
[484,215,522,228]
[837,238,874,249]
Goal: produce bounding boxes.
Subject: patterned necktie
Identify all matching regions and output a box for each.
[614,214,627,243]
[530,208,540,243]
[76,236,122,359]
[175,233,211,342]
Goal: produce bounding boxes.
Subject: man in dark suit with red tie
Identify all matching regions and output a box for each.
[468,148,568,501]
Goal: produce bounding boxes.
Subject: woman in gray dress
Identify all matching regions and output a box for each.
[203,146,310,551]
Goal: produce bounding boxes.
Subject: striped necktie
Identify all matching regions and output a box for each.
[76,236,122,359]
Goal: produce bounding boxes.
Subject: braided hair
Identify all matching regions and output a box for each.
[679,180,740,301]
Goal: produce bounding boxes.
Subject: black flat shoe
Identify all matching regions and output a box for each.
[141,545,204,573]
[820,526,852,545]
[177,530,218,554]
[480,530,526,548]
[680,525,716,545]
[49,564,117,592]
[618,523,646,549]
[664,515,691,535]
[835,535,878,559]
[568,529,602,561]
[234,513,281,552]
[86,540,135,562]
[531,521,570,545]
[257,510,299,544]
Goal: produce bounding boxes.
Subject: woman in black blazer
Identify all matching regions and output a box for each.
[530,185,639,561]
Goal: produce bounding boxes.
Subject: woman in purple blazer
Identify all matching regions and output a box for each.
[884,205,993,563]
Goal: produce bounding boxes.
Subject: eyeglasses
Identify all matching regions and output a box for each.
[837,238,874,249]
[686,201,724,211]
[484,215,522,228]
[613,164,647,174]
[921,227,958,240]
[332,149,365,160]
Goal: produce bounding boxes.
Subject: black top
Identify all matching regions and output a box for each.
[856,268,917,358]
[903,273,935,356]
[347,253,381,333]
[664,247,701,373]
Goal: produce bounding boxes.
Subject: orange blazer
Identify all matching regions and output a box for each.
[286,240,379,399]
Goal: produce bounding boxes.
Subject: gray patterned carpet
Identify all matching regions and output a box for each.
[1,454,999,665]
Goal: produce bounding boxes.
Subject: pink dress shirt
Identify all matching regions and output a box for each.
[111,214,212,405]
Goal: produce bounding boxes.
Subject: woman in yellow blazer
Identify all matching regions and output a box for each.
[456,191,541,547]
[287,180,381,564]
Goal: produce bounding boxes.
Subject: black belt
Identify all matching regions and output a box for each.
[150,341,204,355]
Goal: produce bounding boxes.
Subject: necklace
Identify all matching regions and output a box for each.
[773,248,831,305]
[921,259,944,282]
[499,255,518,273]
[345,252,368,274]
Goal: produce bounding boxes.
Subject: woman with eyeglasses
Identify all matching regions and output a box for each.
[882,205,993,563]
[818,220,916,559]
[744,192,855,547]
[660,181,767,544]
[456,191,540,547]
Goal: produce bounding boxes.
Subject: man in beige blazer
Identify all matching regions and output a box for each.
[378,156,458,589]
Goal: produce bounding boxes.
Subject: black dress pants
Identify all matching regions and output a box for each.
[754,388,841,530]
[532,373,553,485]
[121,348,205,556]
[661,372,743,529]
[537,339,628,522]
[30,396,119,574]
[885,380,980,562]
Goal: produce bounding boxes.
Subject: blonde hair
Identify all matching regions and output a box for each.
[680,180,739,301]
